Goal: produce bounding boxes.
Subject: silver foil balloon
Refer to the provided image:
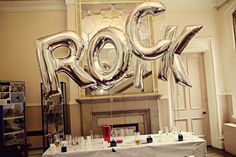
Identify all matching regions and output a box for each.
[158,25,177,81]
[36,0,203,95]
[164,25,178,40]
[87,85,110,95]
[36,31,96,97]
[158,54,169,81]
[173,25,203,55]
[87,27,132,91]
[124,53,134,78]
[134,58,145,91]
[158,25,203,87]
[172,54,191,87]
[126,0,171,60]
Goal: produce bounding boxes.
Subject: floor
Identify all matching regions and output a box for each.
[28,149,43,157]
[28,147,236,157]
[207,147,236,157]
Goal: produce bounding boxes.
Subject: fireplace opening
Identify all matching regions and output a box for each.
[112,123,139,136]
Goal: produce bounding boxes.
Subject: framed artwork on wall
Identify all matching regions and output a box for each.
[40,82,68,150]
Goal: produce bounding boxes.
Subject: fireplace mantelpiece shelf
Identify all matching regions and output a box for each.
[76,93,161,103]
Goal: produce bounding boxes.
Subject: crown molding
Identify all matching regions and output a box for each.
[161,0,217,10]
[0,0,221,12]
[0,0,66,13]
[80,0,218,9]
[220,0,236,14]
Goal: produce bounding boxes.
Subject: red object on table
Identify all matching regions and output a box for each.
[116,139,123,144]
[102,125,111,143]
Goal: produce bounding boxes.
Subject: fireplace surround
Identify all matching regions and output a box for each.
[77,95,160,136]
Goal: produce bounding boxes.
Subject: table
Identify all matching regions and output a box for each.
[43,132,206,157]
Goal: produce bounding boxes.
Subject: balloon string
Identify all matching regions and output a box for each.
[177,86,180,128]
[122,79,126,126]
[170,73,177,127]
[170,72,180,131]
[144,61,148,117]
[175,79,180,129]
[90,93,93,135]
[144,61,150,134]
[109,91,113,131]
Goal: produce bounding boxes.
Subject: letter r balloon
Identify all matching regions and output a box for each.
[36,31,96,97]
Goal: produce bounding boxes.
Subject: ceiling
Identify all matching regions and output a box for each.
[0,0,230,9]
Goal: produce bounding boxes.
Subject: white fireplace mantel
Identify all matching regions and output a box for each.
[77,93,161,103]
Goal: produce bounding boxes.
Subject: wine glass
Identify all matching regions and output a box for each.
[66,134,72,148]
[172,125,177,134]
[165,126,169,135]
[53,134,60,147]
[158,126,164,142]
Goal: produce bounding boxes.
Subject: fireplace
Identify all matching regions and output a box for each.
[78,95,160,136]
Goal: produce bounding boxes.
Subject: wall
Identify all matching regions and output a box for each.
[218,1,236,116]
[0,8,68,148]
[214,2,236,150]
[0,10,68,105]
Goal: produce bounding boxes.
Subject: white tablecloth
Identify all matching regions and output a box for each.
[43,133,206,157]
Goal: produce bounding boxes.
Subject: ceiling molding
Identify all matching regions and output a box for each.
[0,0,66,12]
[0,0,220,12]
[80,0,219,9]
[80,0,145,4]
[216,0,229,8]
[219,0,236,14]
[160,0,217,10]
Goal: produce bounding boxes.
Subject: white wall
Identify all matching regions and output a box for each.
[218,1,236,115]
[0,10,69,106]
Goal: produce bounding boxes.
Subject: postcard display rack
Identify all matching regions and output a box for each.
[41,82,67,150]
[0,81,27,152]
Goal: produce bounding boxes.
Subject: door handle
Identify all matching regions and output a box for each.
[202,111,207,114]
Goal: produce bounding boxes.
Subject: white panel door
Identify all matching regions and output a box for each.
[172,53,211,145]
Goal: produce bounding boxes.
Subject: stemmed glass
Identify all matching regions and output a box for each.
[171,125,178,134]
[165,126,169,135]
[65,134,72,150]
[53,134,60,147]
[158,126,164,142]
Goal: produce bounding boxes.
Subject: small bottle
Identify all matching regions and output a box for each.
[178,132,183,141]
[61,142,67,152]
[146,135,153,143]
[110,139,117,147]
